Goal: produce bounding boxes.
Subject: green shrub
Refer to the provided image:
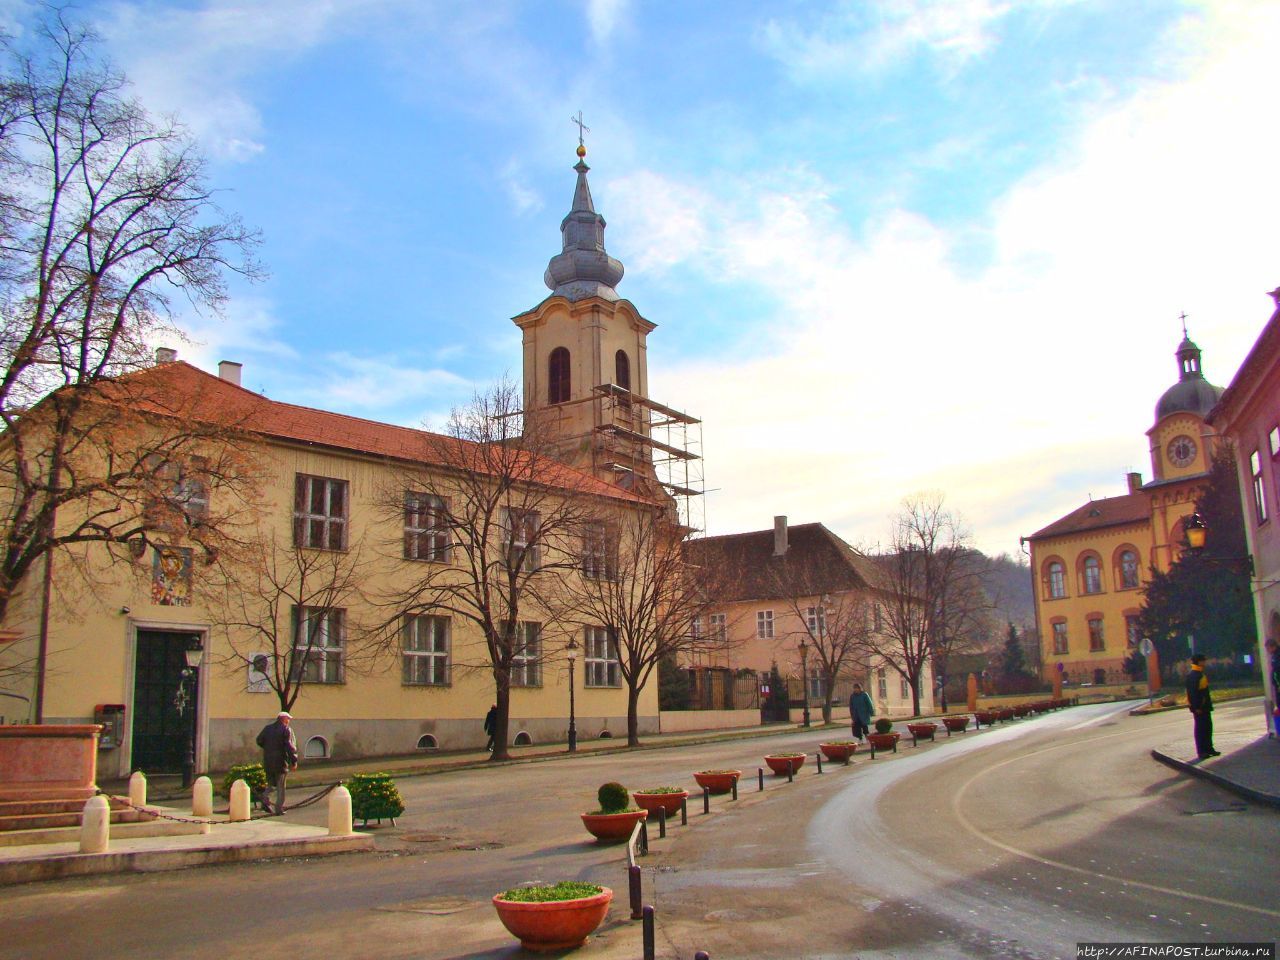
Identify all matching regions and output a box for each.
[597,781,629,814]
[346,772,406,823]
[874,718,894,734]
[221,762,268,797]
[499,881,604,903]
[636,786,684,795]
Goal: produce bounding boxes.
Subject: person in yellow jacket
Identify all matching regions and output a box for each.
[1184,653,1219,759]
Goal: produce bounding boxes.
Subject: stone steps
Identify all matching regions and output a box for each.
[0,796,154,833]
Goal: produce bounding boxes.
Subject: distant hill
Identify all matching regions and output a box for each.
[981,551,1035,630]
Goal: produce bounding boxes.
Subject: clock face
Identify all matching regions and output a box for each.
[1167,435,1198,468]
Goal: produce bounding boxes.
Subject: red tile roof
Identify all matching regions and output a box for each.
[116,361,655,506]
[1027,493,1149,541]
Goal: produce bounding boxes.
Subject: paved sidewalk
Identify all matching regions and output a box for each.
[1149,696,1280,808]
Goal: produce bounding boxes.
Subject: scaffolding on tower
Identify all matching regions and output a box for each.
[591,384,705,533]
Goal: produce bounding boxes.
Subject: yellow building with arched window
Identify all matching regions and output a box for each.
[1024,332,1222,685]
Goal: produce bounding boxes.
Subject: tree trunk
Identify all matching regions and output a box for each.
[626,684,641,747]
[490,683,512,762]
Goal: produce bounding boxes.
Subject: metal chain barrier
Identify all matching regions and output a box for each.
[98,781,343,826]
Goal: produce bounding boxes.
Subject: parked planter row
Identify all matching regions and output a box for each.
[974,698,1070,727]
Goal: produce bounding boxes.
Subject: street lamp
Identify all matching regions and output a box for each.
[566,638,578,753]
[1182,510,1254,574]
[797,638,811,728]
[173,637,204,789]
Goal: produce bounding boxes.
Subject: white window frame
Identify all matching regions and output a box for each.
[404,492,449,562]
[876,667,887,700]
[1082,555,1102,594]
[1252,449,1269,524]
[709,613,726,642]
[900,676,910,699]
[403,614,450,686]
[805,606,826,636]
[1052,621,1069,655]
[509,621,541,687]
[581,521,616,580]
[689,616,702,640]
[294,474,348,550]
[1048,562,1066,599]
[756,609,774,639]
[293,606,345,683]
[505,508,540,572]
[584,625,620,687]
[1119,550,1140,589]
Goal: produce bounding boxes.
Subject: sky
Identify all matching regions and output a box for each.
[7,0,1278,557]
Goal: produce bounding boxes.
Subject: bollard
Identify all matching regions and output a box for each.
[328,784,353,836]
[787,760,794,784]
[731,777,738,801]
[79,795,110,853]
[702,786,710,815]
[639,820,649,855]
[128,770,147,807]
[681,796,688,826]
[229,778,251,822]
[816,752,823,774]
[629,864,642,920]
[758,768,764,792]
[657,805,666,839]
[642,905,656,960]
[192,776,213,817]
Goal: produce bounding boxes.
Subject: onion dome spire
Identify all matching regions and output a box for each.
[544,116,624,302]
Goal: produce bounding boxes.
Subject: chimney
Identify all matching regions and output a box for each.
[773,515,788,557]
[1127,471,1143,494]
[155,347,177,364]
[218,360,242,386]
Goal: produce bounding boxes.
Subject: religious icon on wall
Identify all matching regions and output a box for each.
[151,546,193,606]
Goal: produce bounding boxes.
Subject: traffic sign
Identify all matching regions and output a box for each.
[1139,638,1154,656]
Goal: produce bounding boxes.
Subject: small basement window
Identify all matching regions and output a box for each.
[304,736,329,759]
[416,734,438,751]
[513,731,532,746]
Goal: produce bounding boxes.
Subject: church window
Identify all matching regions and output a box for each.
[1251,449,1268,524]
[1082,555,1102,594]
[549,347,570,404]
[1045,561,1066,599]
[1118,550,1139,589]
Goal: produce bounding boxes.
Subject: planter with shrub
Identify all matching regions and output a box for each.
[819,741,859,763]
[942,715,970,735]
[764,753,806,775]
[492,881,613,952]
[581,781,647,843]
[866,717,901,755]
[906,721,938,745]
[631,786,688,816]
[346,772,406,826]
[693,769,741,795]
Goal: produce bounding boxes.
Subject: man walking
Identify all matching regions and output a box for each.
[483,704,497,753]
[849,683,874,742]
[1185,653,1219,759]
[256,710,298,815]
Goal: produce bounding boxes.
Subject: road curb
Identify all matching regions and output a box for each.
[1150,748,1280,810]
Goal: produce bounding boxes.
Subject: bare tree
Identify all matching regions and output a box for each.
[216,532,372,714]
[377,380,599,762]
[0,12,259,713]
[556,505,728,746]
[875,493,975,716]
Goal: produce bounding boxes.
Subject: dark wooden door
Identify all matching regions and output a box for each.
[132,630,200,772]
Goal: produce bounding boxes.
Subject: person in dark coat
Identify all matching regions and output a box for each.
[1267,638,1280,737]
[848,683,874,741]
[256,710,298,815]
[483,704,497,752]
[1185,654,1219,759]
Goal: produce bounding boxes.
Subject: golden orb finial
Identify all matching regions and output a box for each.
[576,143,587,158]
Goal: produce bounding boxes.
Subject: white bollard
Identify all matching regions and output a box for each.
[328,784,353,836]
[79,796,110,853]
[128,770,147,807]
[229,778,251,822]
[192,776,213,817]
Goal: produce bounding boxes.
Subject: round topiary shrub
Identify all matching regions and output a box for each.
[346,772,406,825]
[597,781,630,814]
[221,762,268,798]
[874,717,894,735]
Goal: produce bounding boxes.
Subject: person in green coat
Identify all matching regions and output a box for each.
[849,683,874,741]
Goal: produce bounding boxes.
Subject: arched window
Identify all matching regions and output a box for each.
[304,736,329,759]
[513,731,533,746]
[1082,555,1103,594]
[1119,549,1140,589]
[1045,560,1066,599]
[416,734,438,751]
[549,347,570,404]
[614,350,631,408]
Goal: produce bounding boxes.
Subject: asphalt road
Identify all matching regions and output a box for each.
[2,702,1276,959]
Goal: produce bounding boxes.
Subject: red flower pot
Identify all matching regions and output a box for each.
[693,770,741,795]
[493,886,613,952]
[866,732,900,755]
[632,790,687,816]
[819,742,858,763]
[580,810,647,843]
[997,708,1015,721]
[942,715,970,734]
[907,722,938,744]
[764,754,806,775]
[974,710,999,726]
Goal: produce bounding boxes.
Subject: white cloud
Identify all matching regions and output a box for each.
[586,0,629,47]
[646,2,1280,554]
[172,295,297,371]
[501,158,545,216]
[291,353,472,412]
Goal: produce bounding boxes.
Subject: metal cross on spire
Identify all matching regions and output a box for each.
[570,112,588,151]
[1180,311,1189,337]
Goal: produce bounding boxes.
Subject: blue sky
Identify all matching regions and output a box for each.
[11,0,1279,555]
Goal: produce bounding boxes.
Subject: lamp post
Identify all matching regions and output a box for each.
[173,638,204,789]
[797,638,811,728]
[566,638,578,753]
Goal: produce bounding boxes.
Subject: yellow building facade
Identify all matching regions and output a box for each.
[1026,333,1222,684]
[0,150,673,776]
